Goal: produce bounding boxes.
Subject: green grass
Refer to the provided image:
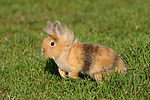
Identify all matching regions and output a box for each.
[0,0,149,99]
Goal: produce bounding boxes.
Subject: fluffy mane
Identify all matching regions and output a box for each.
[44,21,78,48]
[63,26,77,47]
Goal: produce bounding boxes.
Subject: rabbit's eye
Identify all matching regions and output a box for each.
[50,42,55,46]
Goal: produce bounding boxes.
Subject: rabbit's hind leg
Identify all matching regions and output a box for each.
[91,72,103,84]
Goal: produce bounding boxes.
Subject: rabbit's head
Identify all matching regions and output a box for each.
[42,21,75,58]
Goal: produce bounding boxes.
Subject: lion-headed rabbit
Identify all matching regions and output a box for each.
[42,21,127,82]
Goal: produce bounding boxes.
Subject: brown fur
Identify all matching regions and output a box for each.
[42,21,126,82]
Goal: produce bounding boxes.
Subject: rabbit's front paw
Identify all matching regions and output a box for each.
[58,68,66,79]
[68,71,78,79]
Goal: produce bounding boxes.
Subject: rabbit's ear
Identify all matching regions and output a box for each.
[53,21,63,37]
[44,21,53,35]
[47,21,52,29]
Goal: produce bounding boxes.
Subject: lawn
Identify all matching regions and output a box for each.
[0,0,149,99]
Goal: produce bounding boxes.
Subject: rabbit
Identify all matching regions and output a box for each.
[42,21,127,82]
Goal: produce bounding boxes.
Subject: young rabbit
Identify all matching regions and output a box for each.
[42,21,127,82]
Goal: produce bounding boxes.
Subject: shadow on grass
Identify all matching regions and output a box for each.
[44,58,60,77]
[44,58,94,81]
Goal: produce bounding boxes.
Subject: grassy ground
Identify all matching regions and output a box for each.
[0,0,149,99]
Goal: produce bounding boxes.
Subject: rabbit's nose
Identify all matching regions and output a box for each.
[42,48,44,52]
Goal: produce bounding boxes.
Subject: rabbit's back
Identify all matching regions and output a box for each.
[68,43,125,76]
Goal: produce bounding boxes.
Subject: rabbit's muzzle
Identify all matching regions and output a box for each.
[42,48,44,52]
[41,48,45,56]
